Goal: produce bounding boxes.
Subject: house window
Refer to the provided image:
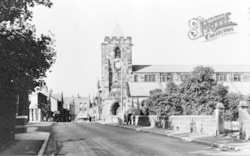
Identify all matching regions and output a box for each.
[134,75,138,82]
[233,74,241,82]
[145,75,155,82]
[216,74,227,81]
[161,74,173,82]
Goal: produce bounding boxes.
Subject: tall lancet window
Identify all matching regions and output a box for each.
[114,47,121,59]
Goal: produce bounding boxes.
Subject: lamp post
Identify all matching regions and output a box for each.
[98,89,101,120]
[114,58,124,124]
[97,79,102,121]
[121,65,124,124]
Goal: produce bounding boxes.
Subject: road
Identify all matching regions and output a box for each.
[46,122,238,156]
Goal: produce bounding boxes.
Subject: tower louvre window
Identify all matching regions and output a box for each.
[114,47,121,59]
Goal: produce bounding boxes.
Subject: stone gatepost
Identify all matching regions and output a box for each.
[215,102,225,136]
[238,100,248,140]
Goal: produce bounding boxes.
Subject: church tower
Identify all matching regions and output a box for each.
[101,24,133,101]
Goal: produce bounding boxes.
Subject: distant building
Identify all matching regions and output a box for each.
[73,95,90,121]
[29,90,63,122]
[51,93,64,112]
[29,92,48,122]
[63,97,75,120]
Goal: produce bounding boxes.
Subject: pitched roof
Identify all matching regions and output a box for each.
[73,97,89,105]
[223,82,250,95]
[63,97,72,104]
[52,94,62,102]
[29,91,61,101]
[127,82,163,97]
[132,65,250,73]
[29,91,49,97]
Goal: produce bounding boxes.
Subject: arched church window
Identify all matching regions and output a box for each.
[114,47,121,59]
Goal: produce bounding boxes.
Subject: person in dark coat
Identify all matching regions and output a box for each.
[127,113,132,125]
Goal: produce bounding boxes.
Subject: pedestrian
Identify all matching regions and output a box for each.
[89,116,92,122]
[127,113,132,125]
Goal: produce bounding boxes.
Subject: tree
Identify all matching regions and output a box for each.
[0,0,55,148]
[0,24,56,91]
[165,81,178,94]
[150,88,162,96]
[179,66,228,115]
[0,0,52,23]
[224,92,244,121]
[146,83,182,116]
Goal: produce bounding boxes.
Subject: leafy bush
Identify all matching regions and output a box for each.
[178,66,228,115]
[224,92,244,121]
[146,83,182,116]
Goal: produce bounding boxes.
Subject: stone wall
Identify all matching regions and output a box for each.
[238,102,250,140]
[133,103,225,136]
[134,115,218,135]
[242,111,250,140]
[168,115,217,135]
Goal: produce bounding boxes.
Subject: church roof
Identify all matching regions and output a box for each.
[127,82,163,97]
[132,65,250,73]
[223,82,250,95]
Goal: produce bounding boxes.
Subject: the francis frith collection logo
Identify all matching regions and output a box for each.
[188,12,237,41]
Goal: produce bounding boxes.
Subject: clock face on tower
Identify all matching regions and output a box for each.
[114,59,123,70]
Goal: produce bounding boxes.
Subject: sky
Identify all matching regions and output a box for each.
[31,0,250,97]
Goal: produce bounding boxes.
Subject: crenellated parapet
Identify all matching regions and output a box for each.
[104,36,132,44]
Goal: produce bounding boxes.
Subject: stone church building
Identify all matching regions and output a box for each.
[100,30,250,122]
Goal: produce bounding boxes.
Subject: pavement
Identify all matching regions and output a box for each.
[102,122,250,154]
[0,122,54,156]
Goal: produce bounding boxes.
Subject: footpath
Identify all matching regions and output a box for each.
[0,122,53,156]
[103,122,250,154]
